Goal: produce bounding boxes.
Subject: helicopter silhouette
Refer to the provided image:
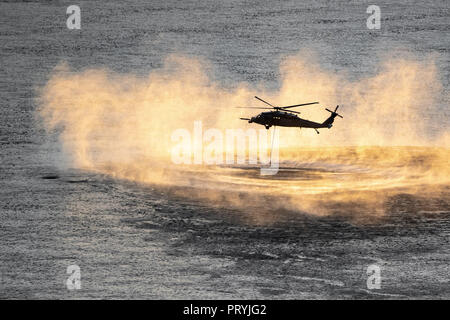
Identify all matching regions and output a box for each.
[239,96,343,134]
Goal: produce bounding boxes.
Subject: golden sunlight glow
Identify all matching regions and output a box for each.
[37,53,449,222]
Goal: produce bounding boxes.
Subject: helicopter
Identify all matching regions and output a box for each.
[239,96,343,134]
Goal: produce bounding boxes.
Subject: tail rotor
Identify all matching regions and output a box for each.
[325,105,343,118]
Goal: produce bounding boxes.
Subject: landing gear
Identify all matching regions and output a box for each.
[265,124,271,130]
[314,128,320,134]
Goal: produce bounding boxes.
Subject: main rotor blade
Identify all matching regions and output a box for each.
[334,105,339,112]
[254,96,276,108]
[240,118,251,120]
[280,102,319,109]
[235,107,272,110]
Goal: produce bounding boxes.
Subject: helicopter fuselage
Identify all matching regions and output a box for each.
[249,110,334,130]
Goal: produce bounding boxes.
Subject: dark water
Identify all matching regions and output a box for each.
[1,0,449,299]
